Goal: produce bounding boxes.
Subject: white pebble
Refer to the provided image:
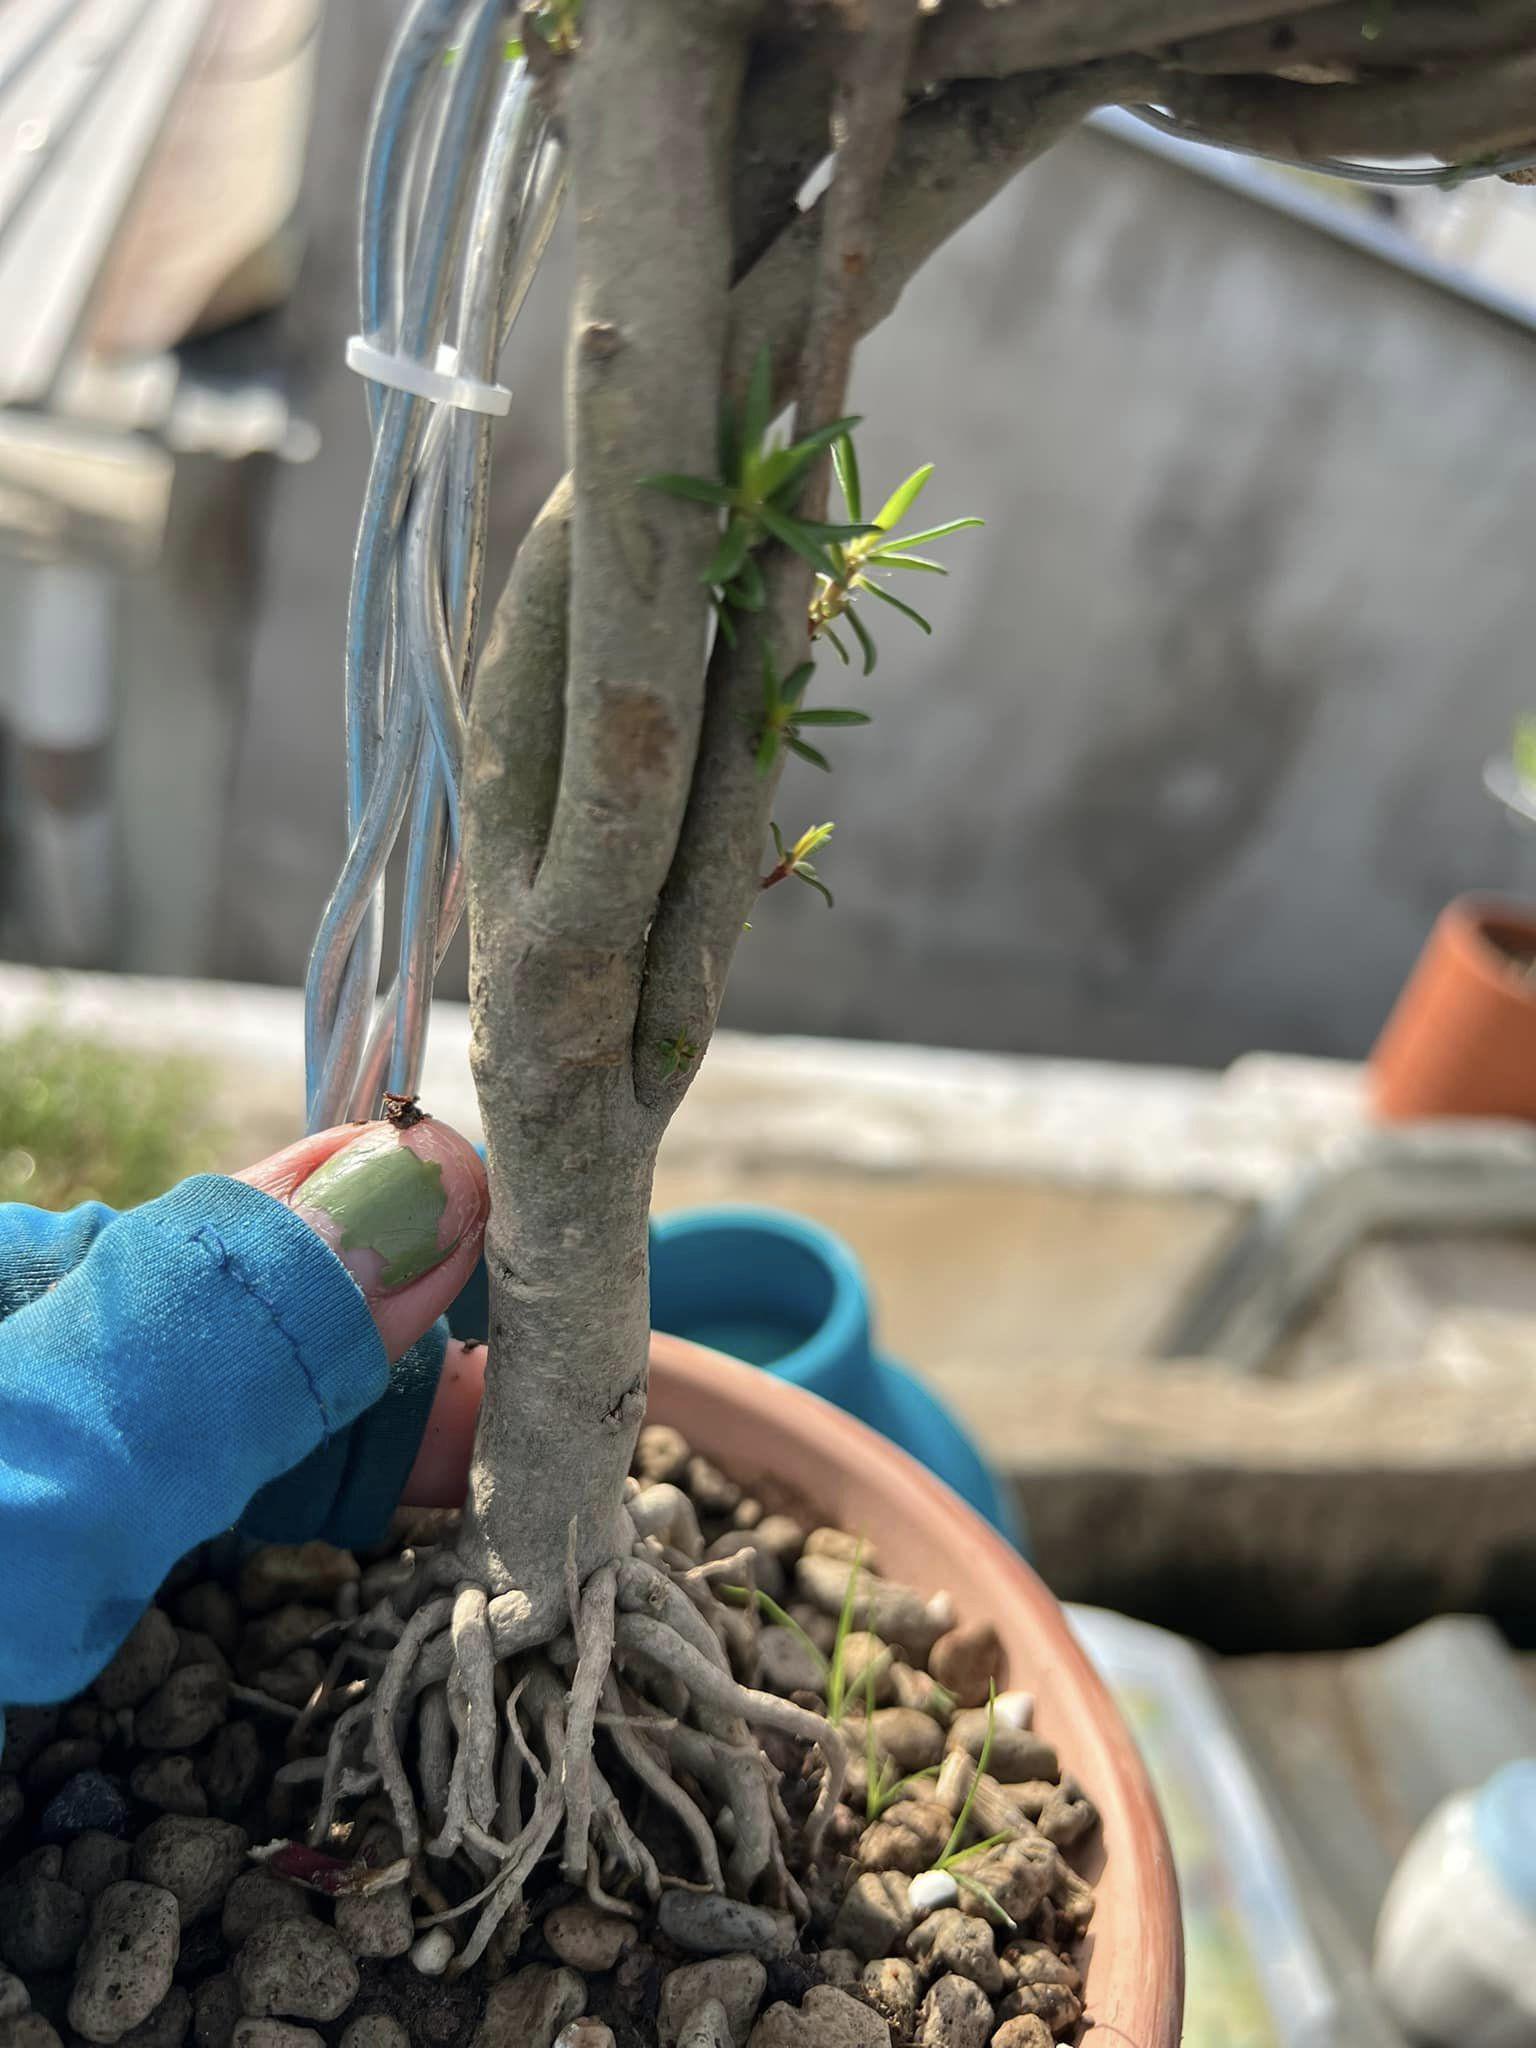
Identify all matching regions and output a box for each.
[995,1689,1035,1730]
[409,1929,455,1977]
[925,1590,957,1633]
[908,1869,959,1918]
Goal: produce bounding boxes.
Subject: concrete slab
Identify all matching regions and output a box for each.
[652,1162,1233,1372]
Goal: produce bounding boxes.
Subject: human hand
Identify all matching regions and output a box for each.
[236,1116,491,1508]
[0,1109,490,1706]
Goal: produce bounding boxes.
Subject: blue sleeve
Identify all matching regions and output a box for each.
[0,1198,120,1321]
[0,1175,391,1707]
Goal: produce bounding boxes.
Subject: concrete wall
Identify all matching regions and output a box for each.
[15,5,1536,1067]
[736,145,1536,1067]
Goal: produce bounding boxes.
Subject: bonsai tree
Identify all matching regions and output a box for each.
[328,0,1536,1962]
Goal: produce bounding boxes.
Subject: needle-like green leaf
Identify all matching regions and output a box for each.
[825,1540,866,1725]
[762,419,864,505]
[781,661,817,707]
[890,516,984,546]
[759,505,837,578]
[864,1676,884,1819]
[742,346,774,456]
[641,473,735,506]
[847,607,878,676]
[833,433,862,523]
[940,1685,997,1866]
[787,416,863,460]
[732,552,765,611]
[786,735,833,772]
[951,1870,1017,1932]
[873,463,934,531]
[703,519,752,588]
[798,519,880,543]
[793,708,870,727]
[868,551,948,574]
[719,1581,830,1679]
[865,583,932,634]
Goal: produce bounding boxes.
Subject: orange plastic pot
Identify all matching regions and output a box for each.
[1370,897,1536,1121]
[647,1333,1185,2048]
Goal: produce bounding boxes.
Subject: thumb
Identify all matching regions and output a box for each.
[235,1113,489,1363]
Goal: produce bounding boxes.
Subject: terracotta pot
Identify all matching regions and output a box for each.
[1370,897,1536,1121]
[647,1333,1185,2048]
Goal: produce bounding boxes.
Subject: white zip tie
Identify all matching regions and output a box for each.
[345,336,512,417]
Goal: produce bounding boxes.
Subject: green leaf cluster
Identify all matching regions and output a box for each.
[657,1033,698,1078]
[767,821,836,908]
[754,653,869,777]
[641,349,874,644]
[812,439,983,674]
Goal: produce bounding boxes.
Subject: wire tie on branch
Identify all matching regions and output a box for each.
[344,336,513,417]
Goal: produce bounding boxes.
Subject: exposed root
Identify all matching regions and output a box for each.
[561,1559,618,1882]
[373,1594,453,1855]
[289,1516,846,1978]
[602,1676,725,1892]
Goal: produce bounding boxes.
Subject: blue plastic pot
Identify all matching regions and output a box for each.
[447,1201,1024,1550]
[647,1206,1025,1550]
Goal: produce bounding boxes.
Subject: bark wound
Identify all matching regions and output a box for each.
[580,319,624,361]
[602,1369,648,1430]
[517,941,641,1073]
[593,679,684,795]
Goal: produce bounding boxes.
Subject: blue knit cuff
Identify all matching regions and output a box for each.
[240,1317,448,1551]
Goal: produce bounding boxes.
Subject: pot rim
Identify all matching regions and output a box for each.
[647,1330,1185,2048]
[1441,895,1536,999]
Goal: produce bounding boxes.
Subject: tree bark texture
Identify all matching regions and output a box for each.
[462,0,1536,1616]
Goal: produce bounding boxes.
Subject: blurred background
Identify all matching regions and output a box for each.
[5,0,1536,1065]
[5,10,1536,2044]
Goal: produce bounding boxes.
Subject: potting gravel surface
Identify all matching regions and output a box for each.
[0,1426,1101,2048]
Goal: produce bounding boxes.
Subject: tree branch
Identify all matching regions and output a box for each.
[726,61,1139,402]
[529,0,753,960]
[479,7,1534,1134]
[1156,0,1536,80]
[793,0,919,520]
[633,63,1125,1116]
[466,476,571,897]
[731,21,844,275]
[911,0,1340,84]
[1138,46,1536,158]
[631,595,797,1121]
[476,56,1126,974]
[462,8,761,1615]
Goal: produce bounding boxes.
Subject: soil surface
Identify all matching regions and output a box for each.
[0,1429,1102,2048]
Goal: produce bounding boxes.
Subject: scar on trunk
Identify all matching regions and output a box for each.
[602,1369,648,1428]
